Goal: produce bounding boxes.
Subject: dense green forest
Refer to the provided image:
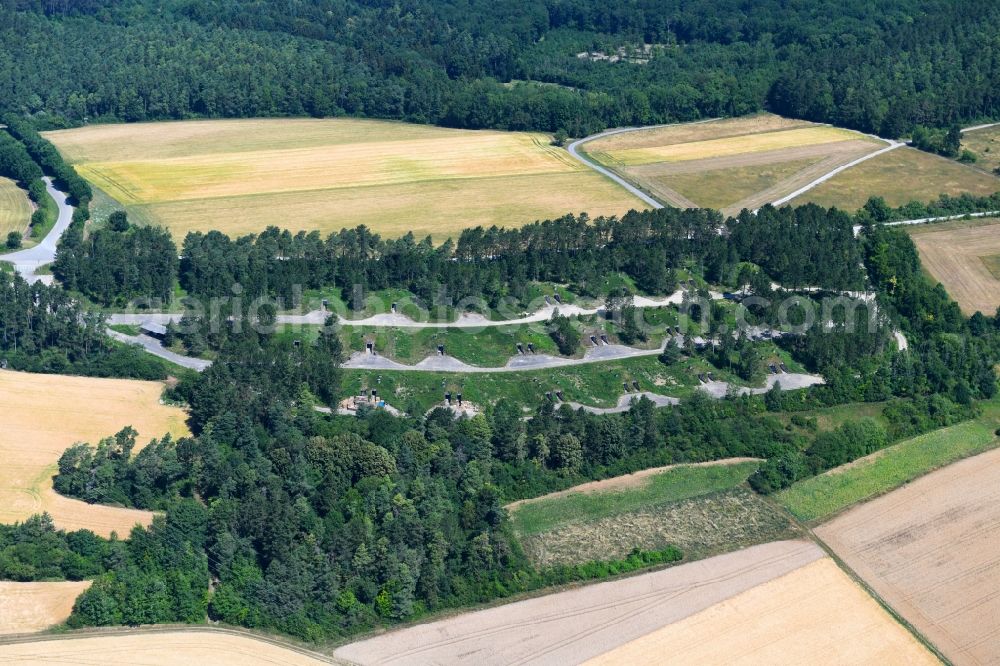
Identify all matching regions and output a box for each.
[0,1,997,136]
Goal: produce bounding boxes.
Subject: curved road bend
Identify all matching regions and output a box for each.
[1,177,75,284]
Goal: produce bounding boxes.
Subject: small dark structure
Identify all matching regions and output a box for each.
[590,335,598,345]
[366,341,374,353]
[445,392,451,405]
[516,343,524,354]
[769,364,778,374]
[707,372,716,381]
[0,359,7,370]
[293,339,301,348]
[623,382,630,392]
[698,373,707,383]
[321,298,329,309]
[391,302,398,313]
[780,363,790,373]
[371,389,377,399]
[555,390,564,401]
[140,321,167,339]
[545,392,553,401]
[457,393,463,406]
[553,294,562,303]
[544,296,552,305]
[632,381,641,391]
[438,345,445,355]
[600,334,609,344]
[527,343,535,353]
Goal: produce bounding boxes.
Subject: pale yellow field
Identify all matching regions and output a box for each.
[793,146,1000,210]
[0,176,32,239]
[583,114,884,213]
[0,370,189,537]
[0,581,91,635]
[585,558,936,666]
[0,630,332,665]
[44,119,645,241]
[594,125,863,167]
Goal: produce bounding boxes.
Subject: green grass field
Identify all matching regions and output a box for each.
[509,462,761,536]
[777,398,1000,522]
[509,461,798,567]
[45,118,646,241]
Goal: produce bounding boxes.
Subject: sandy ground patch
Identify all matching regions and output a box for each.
[0,630,332,665]
[334,540,823,666]
[585,558,936,666]
[0,581,91,635]
[506,458,761,511]
[817,446,1000,666]
[909,218,1000,314]
[0,370,189,537]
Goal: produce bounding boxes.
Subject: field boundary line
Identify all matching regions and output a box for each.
[0,624,347,665]
[807,527,953,665]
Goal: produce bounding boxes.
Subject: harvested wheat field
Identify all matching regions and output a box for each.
[44,118,644,241]
[585,557,936,666]
[335,540,824,665]
[792,146,999,211]
[0,370,188,537]
[907,218,1000,314]
[0,630,332,665]
[0,581,91,635]
[817,446,1000,666]
[0,176,31,239]
[582,114,884,214]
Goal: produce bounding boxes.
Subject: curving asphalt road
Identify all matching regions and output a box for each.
[566,120,905,213]
[107,290,724,330]
[0,177,74,284]
[106,329,212,371]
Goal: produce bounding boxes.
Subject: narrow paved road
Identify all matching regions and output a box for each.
[107,290,723,330]
[0,177,74,284]
[567,121,904,213]
[106,329,212,371]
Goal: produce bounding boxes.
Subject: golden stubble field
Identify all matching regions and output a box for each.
[0,581,91,635]
[0,370,189,538]
[907,218,1000,315]
[817,446,1000,666]
[583,114,884,215]
[0,176,31,239]
[0,630,332,665]
[336,540,932,665]
[44,118,645,241]
[585,557,935,666]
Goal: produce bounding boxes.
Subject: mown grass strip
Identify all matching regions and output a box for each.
[510,462,759,536]
[777,399,1000,522]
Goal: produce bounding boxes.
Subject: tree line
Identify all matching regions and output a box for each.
[1,1,998,139]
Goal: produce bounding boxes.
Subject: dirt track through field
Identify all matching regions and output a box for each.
[910,220,1000,314]
[817,446,1000,666]
[0,582,91,635]
[334,540,823,665]
[584,558,936,666]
